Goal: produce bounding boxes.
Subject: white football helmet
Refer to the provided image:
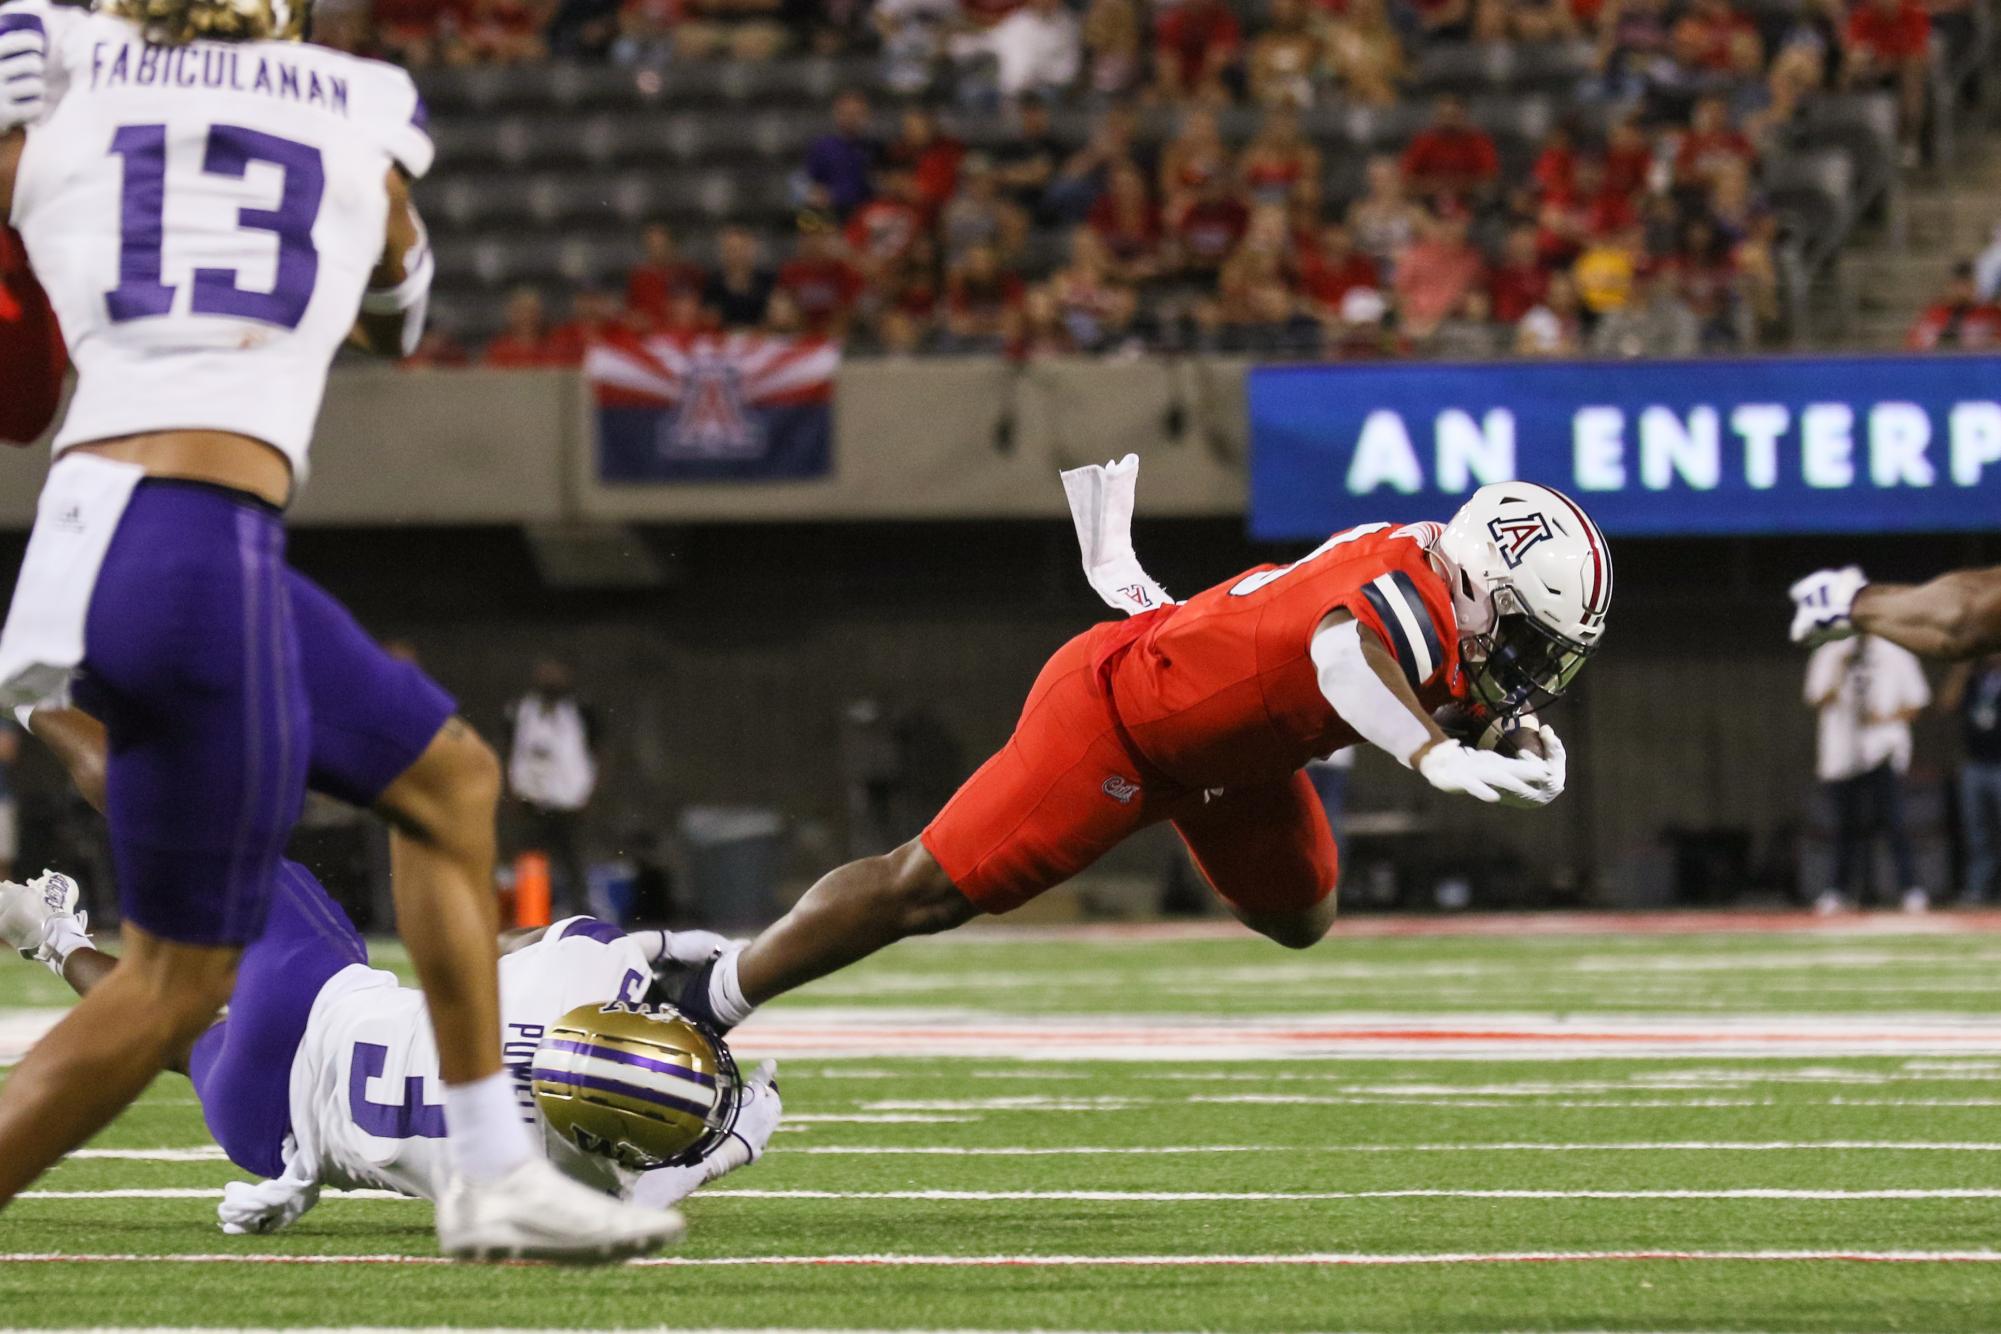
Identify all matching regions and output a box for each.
[1433,482,1612,717]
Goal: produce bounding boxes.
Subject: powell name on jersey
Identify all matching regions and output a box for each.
[288,919,653,1205]
[3,0,430,479]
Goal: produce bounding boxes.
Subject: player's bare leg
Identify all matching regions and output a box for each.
[0,926,234,1204]
[677,840,975,1028]
[376,718,685,1261]
[373,718,509,1088]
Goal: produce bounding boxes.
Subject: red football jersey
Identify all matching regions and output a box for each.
[0,227,67,445]
[1098,522,1465,790]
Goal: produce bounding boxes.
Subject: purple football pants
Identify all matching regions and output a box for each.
[77,480,455,1177]
[81,479,454,944]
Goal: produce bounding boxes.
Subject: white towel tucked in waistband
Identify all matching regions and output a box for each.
[1059,454,1174,618]
[0,454,146,710]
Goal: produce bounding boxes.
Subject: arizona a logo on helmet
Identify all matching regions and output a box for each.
[1486,513,1554,569]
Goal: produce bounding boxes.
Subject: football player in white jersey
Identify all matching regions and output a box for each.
[0,0,680,1259]
[0,704,782,1236]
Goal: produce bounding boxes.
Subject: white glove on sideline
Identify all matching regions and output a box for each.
[1789,566,1868,645]
[1417,740,1555,808]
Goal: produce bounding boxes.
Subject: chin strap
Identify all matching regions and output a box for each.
[1059,455,1173,618]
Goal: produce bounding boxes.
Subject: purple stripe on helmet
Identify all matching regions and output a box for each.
[530,1067,713,1119]
[410,95,428,132]
[0,13,46,39]
[558,917,626,946]
[543,1037,717,1087]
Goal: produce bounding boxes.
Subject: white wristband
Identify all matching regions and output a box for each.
[13,704,36,731]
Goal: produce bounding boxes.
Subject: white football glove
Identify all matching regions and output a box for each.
[1521,725,1567,805]
[0,17,48,133]
[628,1059,781,1211]
[1789,566,1868,645]
[1417,740,1555,808]
[0,869,89,973]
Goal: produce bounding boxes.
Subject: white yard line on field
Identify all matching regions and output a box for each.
[6,1249,2001,1268]
[27,1186,2001,1204]
[60,1139,2001,1166]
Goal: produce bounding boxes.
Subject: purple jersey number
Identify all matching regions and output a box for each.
[348,1041,446,1140]
[106,122,325,329]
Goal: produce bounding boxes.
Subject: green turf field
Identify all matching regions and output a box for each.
[5,918,2001,1331]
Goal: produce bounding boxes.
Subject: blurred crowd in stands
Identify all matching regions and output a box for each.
[349,0,1984,364]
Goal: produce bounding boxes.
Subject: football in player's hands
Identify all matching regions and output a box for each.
[1433,704,1547,759]
[1489,725,1550,761]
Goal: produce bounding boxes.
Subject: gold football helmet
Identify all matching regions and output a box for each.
[531,1002,741,1173]
[97,0,308,46]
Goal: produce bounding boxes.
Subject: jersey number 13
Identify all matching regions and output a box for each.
[106,122,324,330]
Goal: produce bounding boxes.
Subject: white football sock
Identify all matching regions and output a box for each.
[443,1071,538,1185]
[706,948,756,1028]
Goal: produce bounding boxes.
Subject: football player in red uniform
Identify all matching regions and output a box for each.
[0,224,65,444]
[1792,564,2001,660]
[668,465,1612,1033]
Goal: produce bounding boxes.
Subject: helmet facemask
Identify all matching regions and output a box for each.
[1459,582,1597,718]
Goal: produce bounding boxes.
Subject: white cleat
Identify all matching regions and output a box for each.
[0,870,84,961]
[436,1157,686,1264]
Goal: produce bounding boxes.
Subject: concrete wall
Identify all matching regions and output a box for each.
[0,359,1251,529]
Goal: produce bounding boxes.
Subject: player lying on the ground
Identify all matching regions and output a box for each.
[0,706,780,1238]
[1791,565,2001,659]
[0,0,680,1260]
[662,463,1610,1034]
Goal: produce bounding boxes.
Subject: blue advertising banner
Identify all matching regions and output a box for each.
[1247,355,2001,539]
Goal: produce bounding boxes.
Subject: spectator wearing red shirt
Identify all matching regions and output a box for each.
[845,168,927,279]
[1487,223,1551,323]
[887,106,966,218]
[1674,96,1756,191]
[777,215,866,336]
[1670,0,1762,74]
[448,0,548,64]
[1530,125,1579,197]
[626,223,708,330]
[944,244,1027,342]
[1908,262,2001,349]
[1400,96,1500,204]
[483,288,563,368]
[1297,223,1380,315]
[1536,158,1638,266]
[1844,0,1933,153]
[546,290,635,366]
[1087,160,1163,280]
[373,0,453,65]
[1168,168,1250,278]
[1601,115,1656,196]
[0,227,65,444]
[1394,209,1485,337]
[1154,0,1241,101]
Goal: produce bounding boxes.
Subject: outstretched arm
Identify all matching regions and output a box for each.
[24,707,109,815]
[1853,569,2001,660]
[1310,611,1559,806]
